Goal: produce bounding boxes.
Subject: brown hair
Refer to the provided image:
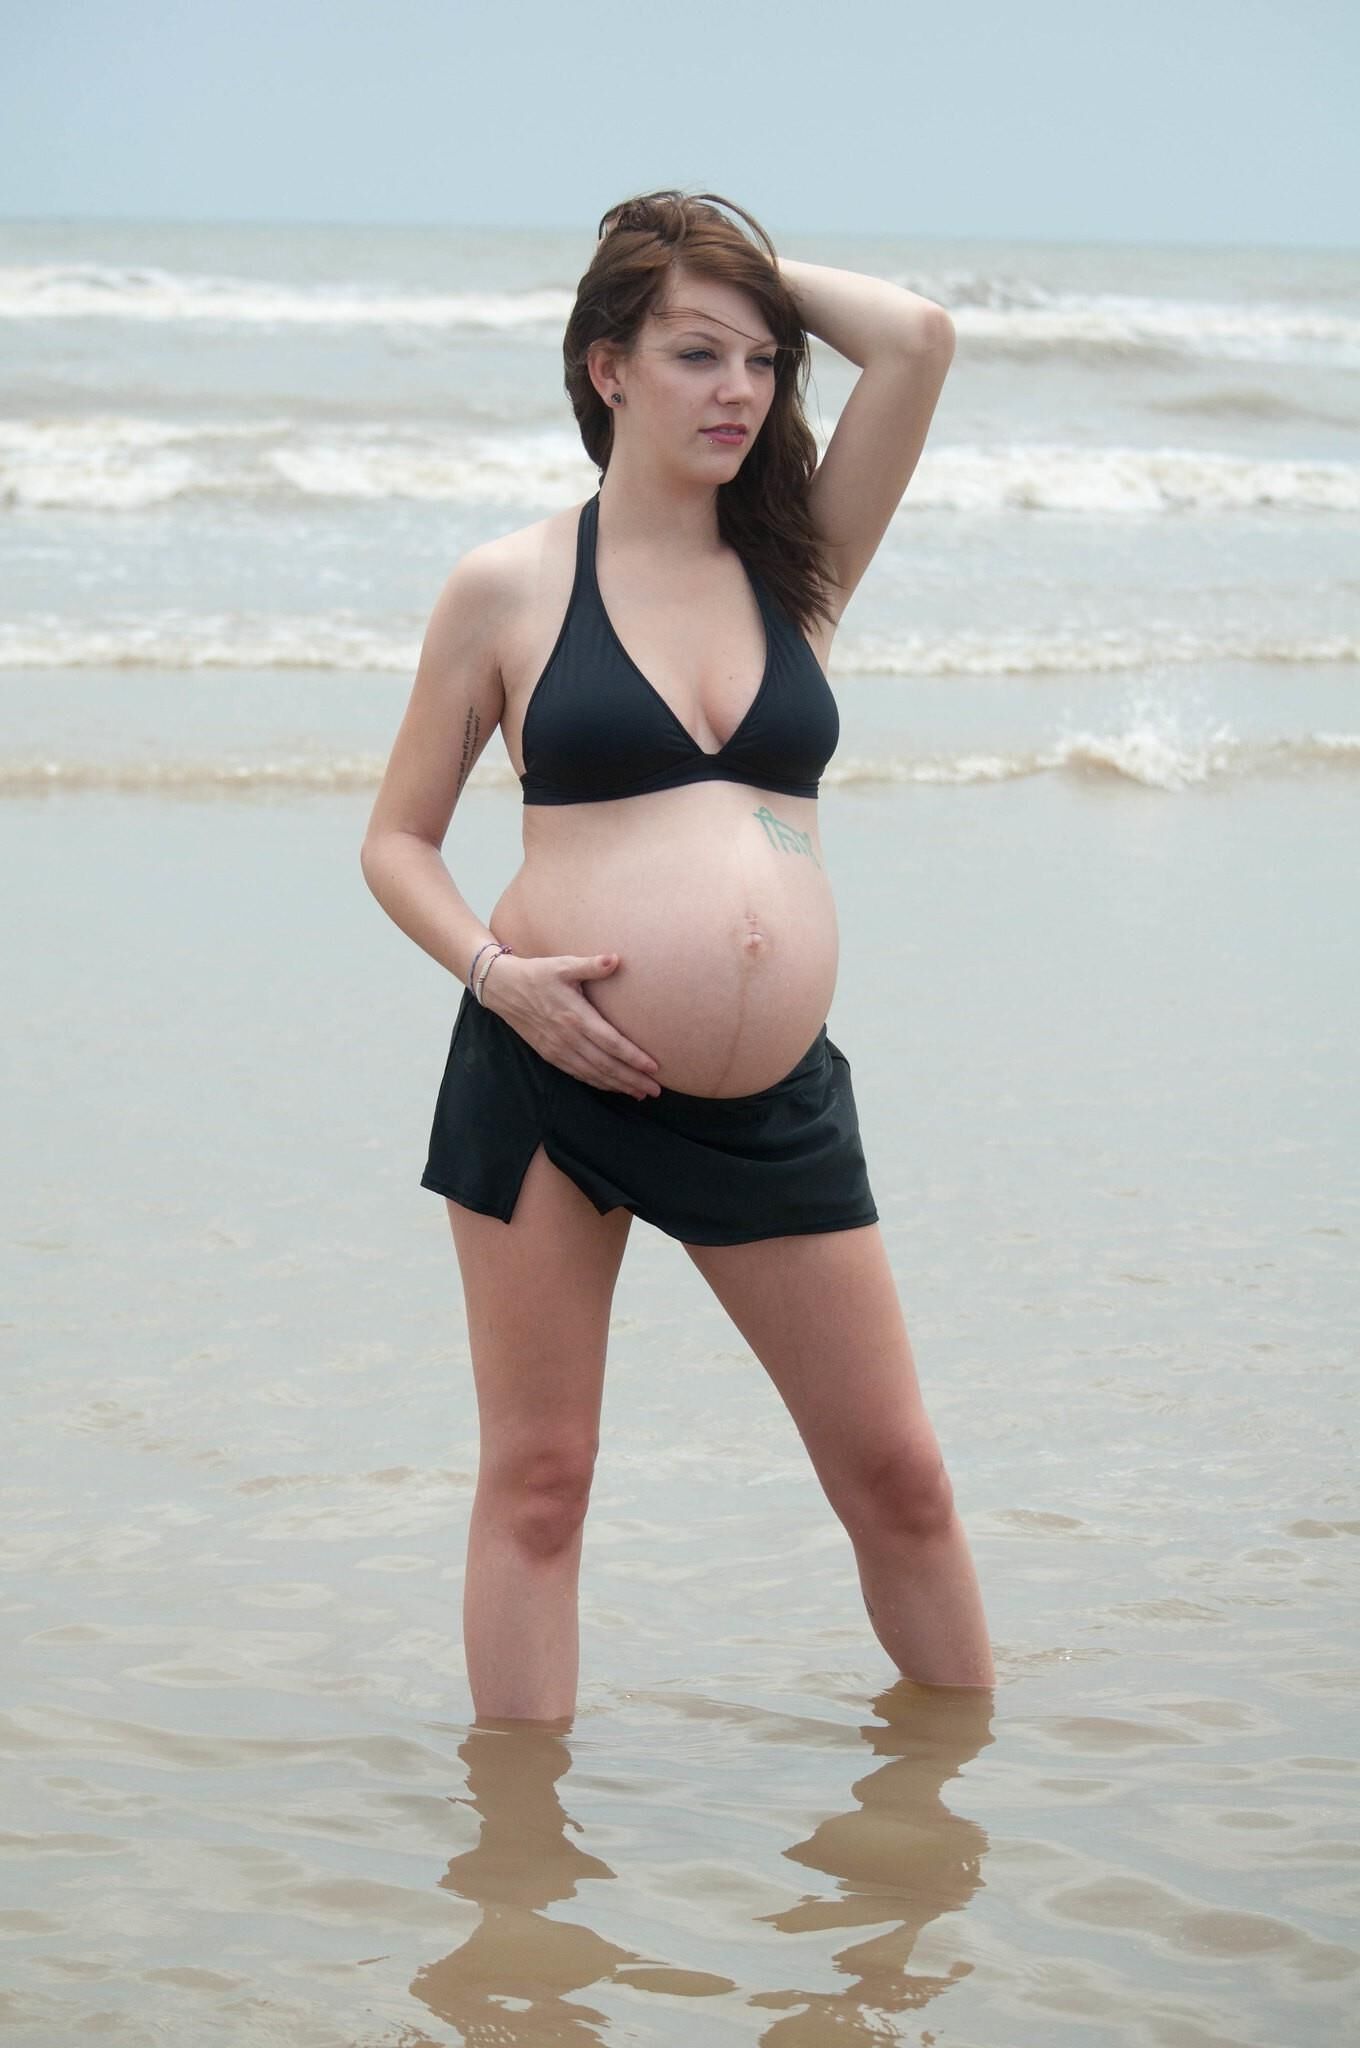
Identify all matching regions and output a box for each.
[562,188,837,636]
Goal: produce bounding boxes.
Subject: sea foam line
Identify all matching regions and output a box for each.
[4,415,1358,514]
[3,261,1358,364]
[3,614,1355,678]
[4,731,1356,797]
[0,263,572,329]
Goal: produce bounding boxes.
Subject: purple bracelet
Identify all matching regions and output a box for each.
[466,940,500,993]
[473,944,514,1005]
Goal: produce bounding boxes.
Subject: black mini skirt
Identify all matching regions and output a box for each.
[420,988,879,1246]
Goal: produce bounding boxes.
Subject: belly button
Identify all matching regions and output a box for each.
[741,927,769,957]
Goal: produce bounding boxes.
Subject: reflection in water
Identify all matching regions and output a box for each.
[409,1720,735,2042]
[408,1685,991,2045]
[751,1682,993,2044]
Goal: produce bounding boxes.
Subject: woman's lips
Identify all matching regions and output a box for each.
[702,427,747,442]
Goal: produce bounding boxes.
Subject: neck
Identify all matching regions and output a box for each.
[595,462,725,562]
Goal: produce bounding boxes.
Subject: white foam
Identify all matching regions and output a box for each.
[267,428,595,506]
[5,731,1356,798]
[905,272,1360,366]
[0,262,572,330]
[4,609,1356,678]
[0,616,416,672]
[831,725,1358,790]
[894,443,1360,516]
[828,622,1360,680]
[5,259,1356,365]
[4,414,1357,517]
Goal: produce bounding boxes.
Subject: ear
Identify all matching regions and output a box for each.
[587,338,625,405]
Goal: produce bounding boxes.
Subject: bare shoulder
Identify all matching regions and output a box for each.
[363,506,582,849]
[425,524,522,641]
[483,497,591,703]
[465,498,582,584]
[446,497,581,626]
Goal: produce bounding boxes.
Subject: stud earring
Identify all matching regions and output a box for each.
[610,392,623,404]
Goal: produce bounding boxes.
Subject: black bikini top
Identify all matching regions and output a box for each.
[518,490,839,805]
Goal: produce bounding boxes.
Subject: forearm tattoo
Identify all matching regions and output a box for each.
[752,804,821,867]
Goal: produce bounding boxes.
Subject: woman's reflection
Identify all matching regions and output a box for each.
[409,1719,733,2042]
[750,1681,992,2043]
[408,1682,991,2045]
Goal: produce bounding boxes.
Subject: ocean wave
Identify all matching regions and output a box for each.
[3,415,1358,515]
[827,729,1360,790]
[895,444,1360,516]
[897,269,1360,367]
[0,262,572,330]
[3,260,1357,367]
[5,731,1357,797]
[0,418,592,511]
[0,754,394,794]
[834,624,1360,679]
[0,615,416,671]
[1146,385,1358,430]
[4,612,1355,678]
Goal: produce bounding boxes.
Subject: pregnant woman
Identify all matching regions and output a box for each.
[361,190,994,1720]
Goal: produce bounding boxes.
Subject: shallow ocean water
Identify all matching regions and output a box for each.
[4,749,1356,2045]
[3,217,1357,2044]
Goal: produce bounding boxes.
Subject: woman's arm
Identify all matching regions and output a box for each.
[777,256,952,365]
[776,256,956,617]
[360,547,509,987]
[359,551,663,1096]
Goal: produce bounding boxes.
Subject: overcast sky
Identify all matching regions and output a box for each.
[5,0,1355,247]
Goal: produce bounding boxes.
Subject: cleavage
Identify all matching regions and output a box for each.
[594,542,768,755]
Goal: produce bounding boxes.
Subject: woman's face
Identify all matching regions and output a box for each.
[606,269,780,475]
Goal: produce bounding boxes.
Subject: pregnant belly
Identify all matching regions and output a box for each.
[488,788,839,1097]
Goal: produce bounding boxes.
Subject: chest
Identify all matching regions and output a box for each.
[501,552,834,777]
[531,569,763,746]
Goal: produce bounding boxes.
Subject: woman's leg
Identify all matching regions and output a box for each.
[446,1145,634,1723]
[683,1223,994,1687]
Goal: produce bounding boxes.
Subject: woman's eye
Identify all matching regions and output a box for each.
[681,350,777,367]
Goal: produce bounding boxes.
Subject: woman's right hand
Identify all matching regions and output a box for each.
[478,953,662,1098]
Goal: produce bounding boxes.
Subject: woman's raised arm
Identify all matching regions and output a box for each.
[778,255,956,618]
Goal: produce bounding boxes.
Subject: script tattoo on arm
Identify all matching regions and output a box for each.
[455,707,481,798]
[752,804,821,867]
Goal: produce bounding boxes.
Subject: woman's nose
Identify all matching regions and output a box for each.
[716,363,755,401]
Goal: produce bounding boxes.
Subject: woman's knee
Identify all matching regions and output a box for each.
[833,1435,957,1546]
[477,1436,599,1558]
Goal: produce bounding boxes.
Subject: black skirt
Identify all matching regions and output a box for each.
[420,988,879,1247]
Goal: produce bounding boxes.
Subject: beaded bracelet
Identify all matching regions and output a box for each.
[473,943,514,1005]
[466,940,501,993]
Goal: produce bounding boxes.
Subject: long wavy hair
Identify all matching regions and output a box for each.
[562,188,838,636]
